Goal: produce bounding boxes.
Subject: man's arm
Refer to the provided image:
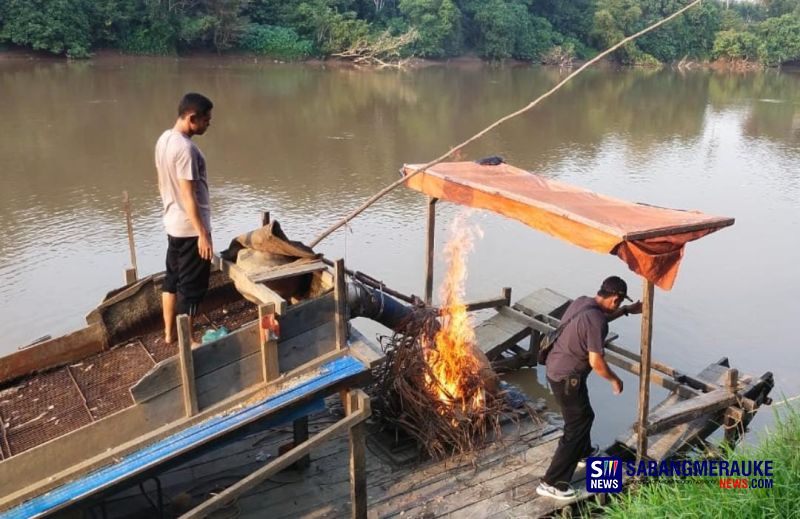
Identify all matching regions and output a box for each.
[589,351,623,394]
[607,301,643,322]
[178,179,212,260]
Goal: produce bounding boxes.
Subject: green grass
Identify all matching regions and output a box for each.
[588,404,800,519]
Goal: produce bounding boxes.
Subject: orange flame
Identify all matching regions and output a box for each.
[422,212,485,412]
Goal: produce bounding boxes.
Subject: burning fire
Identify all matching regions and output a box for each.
[422,212,486,412]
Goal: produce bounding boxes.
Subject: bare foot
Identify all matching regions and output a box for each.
[163,335,176,345]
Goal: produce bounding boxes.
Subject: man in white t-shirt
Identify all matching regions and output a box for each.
[155,92,214,344]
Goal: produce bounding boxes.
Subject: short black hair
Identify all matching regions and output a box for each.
[178,93,213,118]
[598,275,631,301]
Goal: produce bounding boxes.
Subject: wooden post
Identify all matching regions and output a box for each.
[424,197,437,305]
[177,314,198,417]
[261,211,270,226]
[724,406,745,445]
[293,416,310,470]
[725,368,738,393]
[124,267,137,285]
[347,390,369,519]
[122,191,138,282]
[529,332,540,367]
[334,259,348,350]
[723,367,740,445]
[502,287,512,306]
[259,303,280,383]
[636,280,655,462]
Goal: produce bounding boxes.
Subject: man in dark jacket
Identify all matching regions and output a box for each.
[536,276,642,500]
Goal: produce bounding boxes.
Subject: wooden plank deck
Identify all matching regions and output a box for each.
[105,412,581,519]
[474,312,532,358]
[512,288,571,322]
[231,414,601,519]
[475,288,572,361]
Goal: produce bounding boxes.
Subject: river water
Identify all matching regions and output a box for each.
[0,55,798,445]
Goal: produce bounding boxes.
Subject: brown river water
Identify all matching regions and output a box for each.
[0,55,798,445]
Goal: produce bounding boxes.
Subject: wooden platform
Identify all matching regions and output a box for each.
[102,410,592,519]
[475,288,616,371]
[474,288,567,367]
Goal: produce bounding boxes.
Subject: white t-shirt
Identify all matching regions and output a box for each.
[155,129,211,238]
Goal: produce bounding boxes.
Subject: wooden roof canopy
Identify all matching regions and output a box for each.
[402,161,734,290]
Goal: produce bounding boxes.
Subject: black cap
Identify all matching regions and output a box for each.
[600,276,632,301]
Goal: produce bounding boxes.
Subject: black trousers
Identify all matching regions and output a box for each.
[542,373,595,486]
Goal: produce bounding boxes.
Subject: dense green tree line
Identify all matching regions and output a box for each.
[1,0,799,65]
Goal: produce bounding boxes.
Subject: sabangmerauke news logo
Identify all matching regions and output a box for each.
[584,457,774,493]
[586,457,623,493]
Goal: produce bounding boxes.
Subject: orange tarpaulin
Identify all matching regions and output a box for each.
[402,162,734,290]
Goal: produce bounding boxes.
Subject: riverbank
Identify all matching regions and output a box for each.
[587,403,799,518]
[0,45,779,72]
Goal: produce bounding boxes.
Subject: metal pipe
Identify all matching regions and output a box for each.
[346,281,416,331]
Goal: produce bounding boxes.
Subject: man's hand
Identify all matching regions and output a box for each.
[589,351,623,394]
[198,232,213,261]
[611,377,624,395]
[625,301,643,315]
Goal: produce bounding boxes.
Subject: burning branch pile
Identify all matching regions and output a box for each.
[372,215,528,460]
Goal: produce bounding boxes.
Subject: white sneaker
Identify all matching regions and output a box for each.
[536,482,576,500]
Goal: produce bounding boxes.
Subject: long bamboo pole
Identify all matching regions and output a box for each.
[308,0,702,248]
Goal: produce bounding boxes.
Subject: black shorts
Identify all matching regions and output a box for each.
[163,235,211,316]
